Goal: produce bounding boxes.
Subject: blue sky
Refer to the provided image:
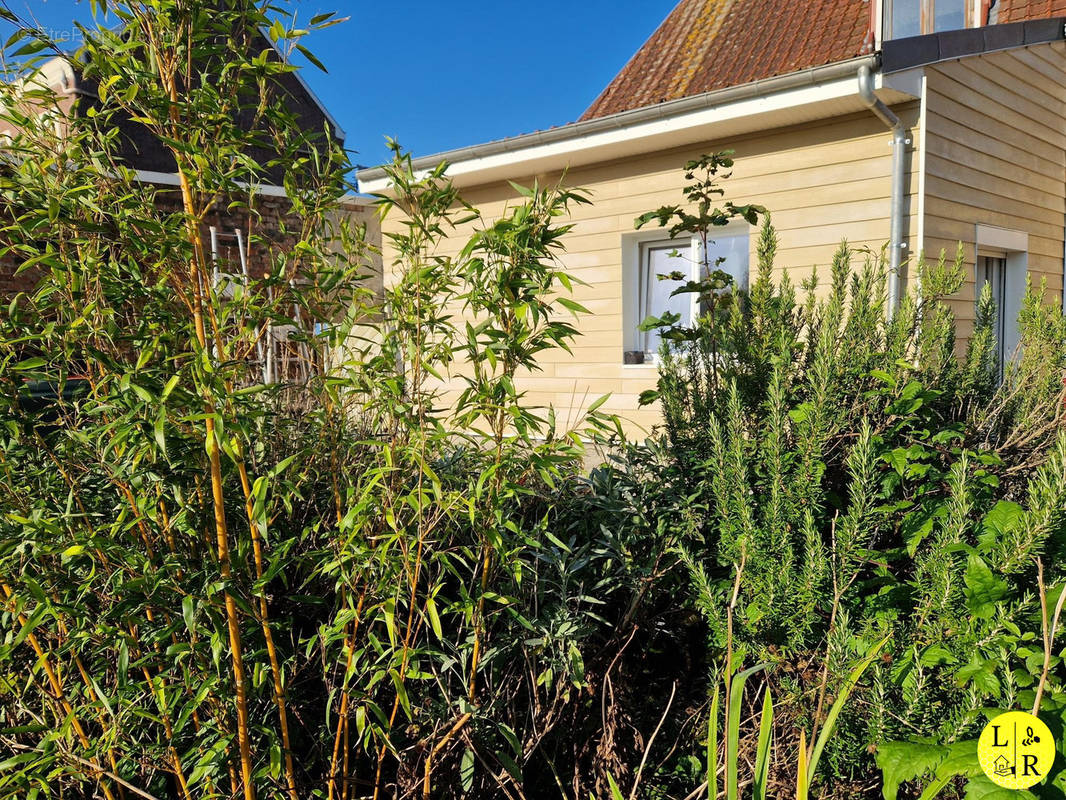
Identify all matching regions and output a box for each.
[1,1,674,169]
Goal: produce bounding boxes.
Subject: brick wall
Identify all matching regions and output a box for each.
[0,186,380,299]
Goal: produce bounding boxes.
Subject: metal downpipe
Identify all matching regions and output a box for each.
[857,63,908,318]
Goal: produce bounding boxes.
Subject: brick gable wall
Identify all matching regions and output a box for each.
[0,189,377,299]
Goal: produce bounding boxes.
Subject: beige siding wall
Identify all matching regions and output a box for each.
[922,43,1066,343]
[376,44,1066,438]
[380,107,921,435]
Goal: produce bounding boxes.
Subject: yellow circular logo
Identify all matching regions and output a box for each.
[978,711,1055,790]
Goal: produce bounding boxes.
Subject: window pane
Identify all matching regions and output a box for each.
[704,234,750,292]
[976,256,1007,372]
[890,0,922,38]
[934,0,966,31]
[641,243,691,354]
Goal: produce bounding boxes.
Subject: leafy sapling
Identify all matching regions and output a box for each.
[634,151,764,347]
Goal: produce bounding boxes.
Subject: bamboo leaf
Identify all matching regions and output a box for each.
[460,747,475,792]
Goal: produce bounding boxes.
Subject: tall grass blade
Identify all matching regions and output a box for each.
[806,635,889,786]
[726,663,768,800]
[707,684,719,800]
[753,687,773,800]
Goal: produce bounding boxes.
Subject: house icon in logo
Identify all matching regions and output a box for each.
[993,755,1013,777]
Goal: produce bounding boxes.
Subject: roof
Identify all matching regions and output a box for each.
[582,0,1066,121]
[23,26,344,142]
[357,54,885,192]
[581,0,871,120]
[998,0,1066,22]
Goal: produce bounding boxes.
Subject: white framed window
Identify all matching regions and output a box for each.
[622,229,750,364]
[884,0,972,40]
[974,224,1028,371]
[704,232,750,294]
[210,226,248,301]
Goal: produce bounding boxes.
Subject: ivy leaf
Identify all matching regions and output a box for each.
[964,555,1008,620]
[919,644,956,667]
[874,740,947,800]
[963,775,1038,799]
[885,448,909,476]
[934,740,982,780]
[637,389,660,407]
[955,654,1000,697]
[902,512,937,556]
[979,501,1025,549]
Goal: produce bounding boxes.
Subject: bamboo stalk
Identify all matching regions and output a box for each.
[421,713,472,800]
[0,582,117,800]
[174,158,256,800]
[60,616,127,800]
[329,592,365,800]
[127,621,192,800]
[235,455,299,800]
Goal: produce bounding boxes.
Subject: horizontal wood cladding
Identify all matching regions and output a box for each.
[379,44,1066,436]
[922,42,1066,338]
[380,109,919,435]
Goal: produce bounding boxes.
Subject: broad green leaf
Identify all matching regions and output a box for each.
[875,740,947,800]
[460,747,475,792]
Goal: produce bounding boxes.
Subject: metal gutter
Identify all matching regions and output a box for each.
[857,62,908,319]
[356,55,880,184]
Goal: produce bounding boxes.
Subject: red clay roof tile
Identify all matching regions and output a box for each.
[581,0,870,120]
[582,0,1066,121]
[998,0,1066,20]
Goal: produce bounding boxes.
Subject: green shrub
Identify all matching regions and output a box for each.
[597,156,1066,796]
[0,6,622,800]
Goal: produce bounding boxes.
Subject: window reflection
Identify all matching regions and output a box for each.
[935,0,966,31]
[888,0,971,39]
[891,0,922,38]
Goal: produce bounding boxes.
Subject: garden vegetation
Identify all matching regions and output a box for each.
[0,3,1064,799]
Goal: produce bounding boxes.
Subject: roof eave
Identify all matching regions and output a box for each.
[357,17,1066,195]
[357,55,883,193]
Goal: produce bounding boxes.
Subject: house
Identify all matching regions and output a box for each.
[0,38,381,374]
[358,0,1066,435]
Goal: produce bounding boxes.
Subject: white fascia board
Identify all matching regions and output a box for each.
[882,66,925,98]
[359,64,914,194]
[134,170,289,197]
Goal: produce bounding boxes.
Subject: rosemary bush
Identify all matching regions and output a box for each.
[599,159,1066,796]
